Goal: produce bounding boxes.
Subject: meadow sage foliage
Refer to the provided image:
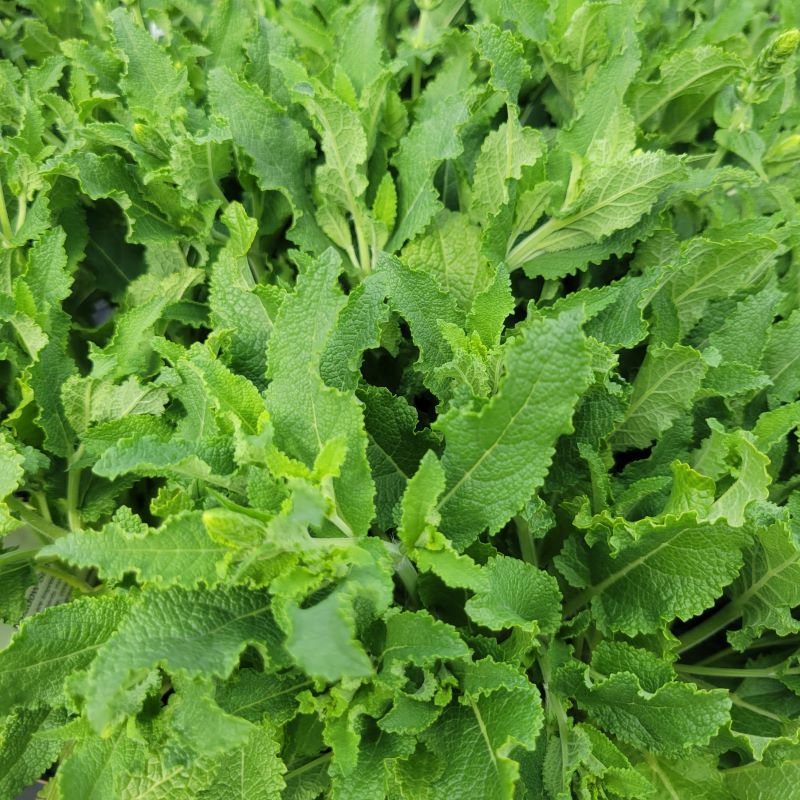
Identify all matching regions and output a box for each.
[2,1,800,798]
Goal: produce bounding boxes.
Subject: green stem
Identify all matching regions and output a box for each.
[411,59,422,100]
[205,141,226,202]
[506,216,559,270]
[385,540,419,605]
[706,147,726,170]
[283,752,332,782]
[395,556,419,605]
[563,585,594,618]
[6,498,68,542]
[675,662,800,679]
[538,652,572,796]
[676,601,743,654]
[37,564,98,594]
[66,445,85,532]
[0,547,43,567]
[32,491,52,522]
[539,278,561,302]
[514,516,537,566]
[644,753,680,800]
[729,694,785,723]
[0,184,13,242]
[14,192,26,234]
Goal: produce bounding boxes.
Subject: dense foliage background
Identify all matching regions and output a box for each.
[1,0,800,797]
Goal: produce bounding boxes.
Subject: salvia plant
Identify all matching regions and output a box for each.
[1,1,800,798]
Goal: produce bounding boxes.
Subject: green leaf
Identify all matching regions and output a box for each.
[763,309,800,405]
[43,511,230,588]
[387,96,469,251]
[417,683,544,799]
[661,234,778,338]
[381,254,463,386]
[629,46,742,138]
[110,8,189,118]
[398,451,445,550]
[0,434,24,534]
[265,251,374,535]
[402,210,493,313]
[471,111,543,225]
[209,204,275,389]
[437,310,592,548]
[507,152,685,273]
[207,68,324,251]
[574,667,731,757]
[381,609,469,671]
[201,722,287,800]
[726,516,800,649]
[360,386,436,531]
[562,512,749,635]
[474,23,531,105]
[612,344,707,450]
[0,706,62,800]
[84,587,284,734]
[0,593,130,713]
[465,555,562,636]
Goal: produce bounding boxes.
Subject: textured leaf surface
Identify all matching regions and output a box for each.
[438,311,591,547]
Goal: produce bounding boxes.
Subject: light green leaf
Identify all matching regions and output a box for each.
[763,309,800,406]
[507,152,685,272]
[43,511,230,588]
[402,210,493,313]
[398,451,445,550]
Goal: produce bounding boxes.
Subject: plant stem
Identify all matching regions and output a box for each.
[14,192,26,233]
[205,141,226,202]
[676,601,743,654]
[37,564,98,594]
[66,445,85,532]
[644,753,680,800]
[411,59,422,100]
[0,547,43,567]
[283,752,332,782]
[32,491,52,522]
[515,516,537,566]
[0,184,13,242]
[706,147,726,170]
[6,498,68,542]
[675,662,800,679]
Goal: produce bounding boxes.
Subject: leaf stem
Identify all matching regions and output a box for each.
[37,564,98,594]
[14,192,26,233]
[675,662,800,679]
[32,491,53,522]
[0,547,42,567]
[506,219,553,270]
[514,515,537,566]
[676,600,743,654]
[0,184,13,242]
[205,141,226,202]
[644,753,680,800]
[6,498,69,542]
[66,445,85,532]
[283,751,332,782]
[411,59,422,101]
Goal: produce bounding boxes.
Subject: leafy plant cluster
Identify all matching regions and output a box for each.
[1,0,800,797]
